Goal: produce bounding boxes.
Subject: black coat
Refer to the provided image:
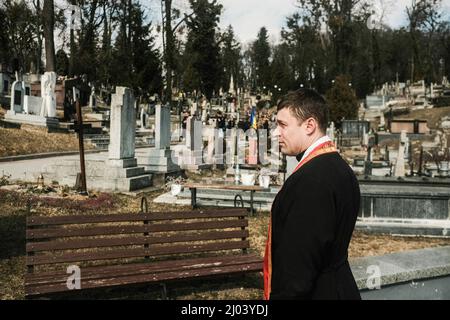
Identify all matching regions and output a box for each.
[270,152,361,300]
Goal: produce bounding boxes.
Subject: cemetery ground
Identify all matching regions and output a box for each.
[396,106,450,129]
[2,173,450,300]
[0,106,95,157]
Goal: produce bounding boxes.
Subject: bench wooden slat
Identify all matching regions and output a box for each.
[26,208,248,226]
[25,254,262,286]
[27,230,250,253]
[26,219,248,240]
[25,208,261,298]
[27,240,250,266]
[25,261,263,296]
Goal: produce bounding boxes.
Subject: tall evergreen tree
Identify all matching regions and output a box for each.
[326,75,358,125]
[0,6,9,65]
[270,43,294,96]
[252,27,271,90]
[182,0,223,98]
[112,2,162,98]
[220,25,242,92]
[1,0,39,73]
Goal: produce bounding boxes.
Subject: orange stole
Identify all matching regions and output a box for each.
[263,141,337,300]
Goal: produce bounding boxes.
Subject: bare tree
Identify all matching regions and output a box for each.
[43,0,56,71]
[407,0,442,82]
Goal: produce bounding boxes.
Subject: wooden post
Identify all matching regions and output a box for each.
[75,97,87,195]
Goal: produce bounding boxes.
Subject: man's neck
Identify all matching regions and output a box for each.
[303,133,326,152]
[297,134,330,162]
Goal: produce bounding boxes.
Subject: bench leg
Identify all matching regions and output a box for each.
[234,194,244,208]
[250,191,255,216]
[190,188,197,209]
[160,283,168,300]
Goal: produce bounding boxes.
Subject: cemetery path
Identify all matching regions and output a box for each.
[1,153,93,182]
[0,147,154,183]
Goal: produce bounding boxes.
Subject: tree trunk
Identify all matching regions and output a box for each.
[36,0,42,74]
[164,0,174,103]
[43,0,56,72]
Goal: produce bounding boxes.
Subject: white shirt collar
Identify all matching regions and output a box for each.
[299,135,332,163]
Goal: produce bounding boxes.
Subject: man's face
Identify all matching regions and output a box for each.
[274,108,309,156]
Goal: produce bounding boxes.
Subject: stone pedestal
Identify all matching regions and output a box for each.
[46,157,152,192]
[4,112,59,128]
[137,104,181,176]
[137,148,181,173]
[101,87,152,191]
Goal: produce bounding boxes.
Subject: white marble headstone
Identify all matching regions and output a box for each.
[40,71,57,118]
[108,87,136,160]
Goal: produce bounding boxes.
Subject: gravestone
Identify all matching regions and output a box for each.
[24,96,43,115]
[40,71,57,118]
[104,86,152,190]
[89,85,96,110]
[5,73,58,128]
[248,129,258,165]
[394,130,407,177]
[201,108,208,123]
[136,104,181,174]
[225,128,237,175]
[178,116,211,170]
[229,75,235,95]
[190,102,198,116]
[45,87,152,192]
[140,106,147,130]
[379,110,386,130]
[186,116,202,152]
[108,87,136,163]
[10,79,25,113]
[205,127,216,165]
[106,88,139,177]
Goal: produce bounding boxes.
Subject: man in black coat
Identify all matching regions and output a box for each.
[264,89,361,300]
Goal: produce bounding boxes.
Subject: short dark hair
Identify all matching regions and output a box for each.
[277,89,328,133]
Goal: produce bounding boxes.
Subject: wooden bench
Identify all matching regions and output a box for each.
[25,205,262,299]
[184,183,270,215]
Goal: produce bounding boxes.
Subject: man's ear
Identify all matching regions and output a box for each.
[304,117,317,134]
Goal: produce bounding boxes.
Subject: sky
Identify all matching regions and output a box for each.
[55,0,450,50]
[217,0,450,45]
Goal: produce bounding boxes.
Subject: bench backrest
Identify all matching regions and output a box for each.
[26,208,250,273]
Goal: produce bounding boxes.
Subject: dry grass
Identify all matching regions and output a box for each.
[0,125,95,157]
[396,106,450,129]
[1,187,450,300]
